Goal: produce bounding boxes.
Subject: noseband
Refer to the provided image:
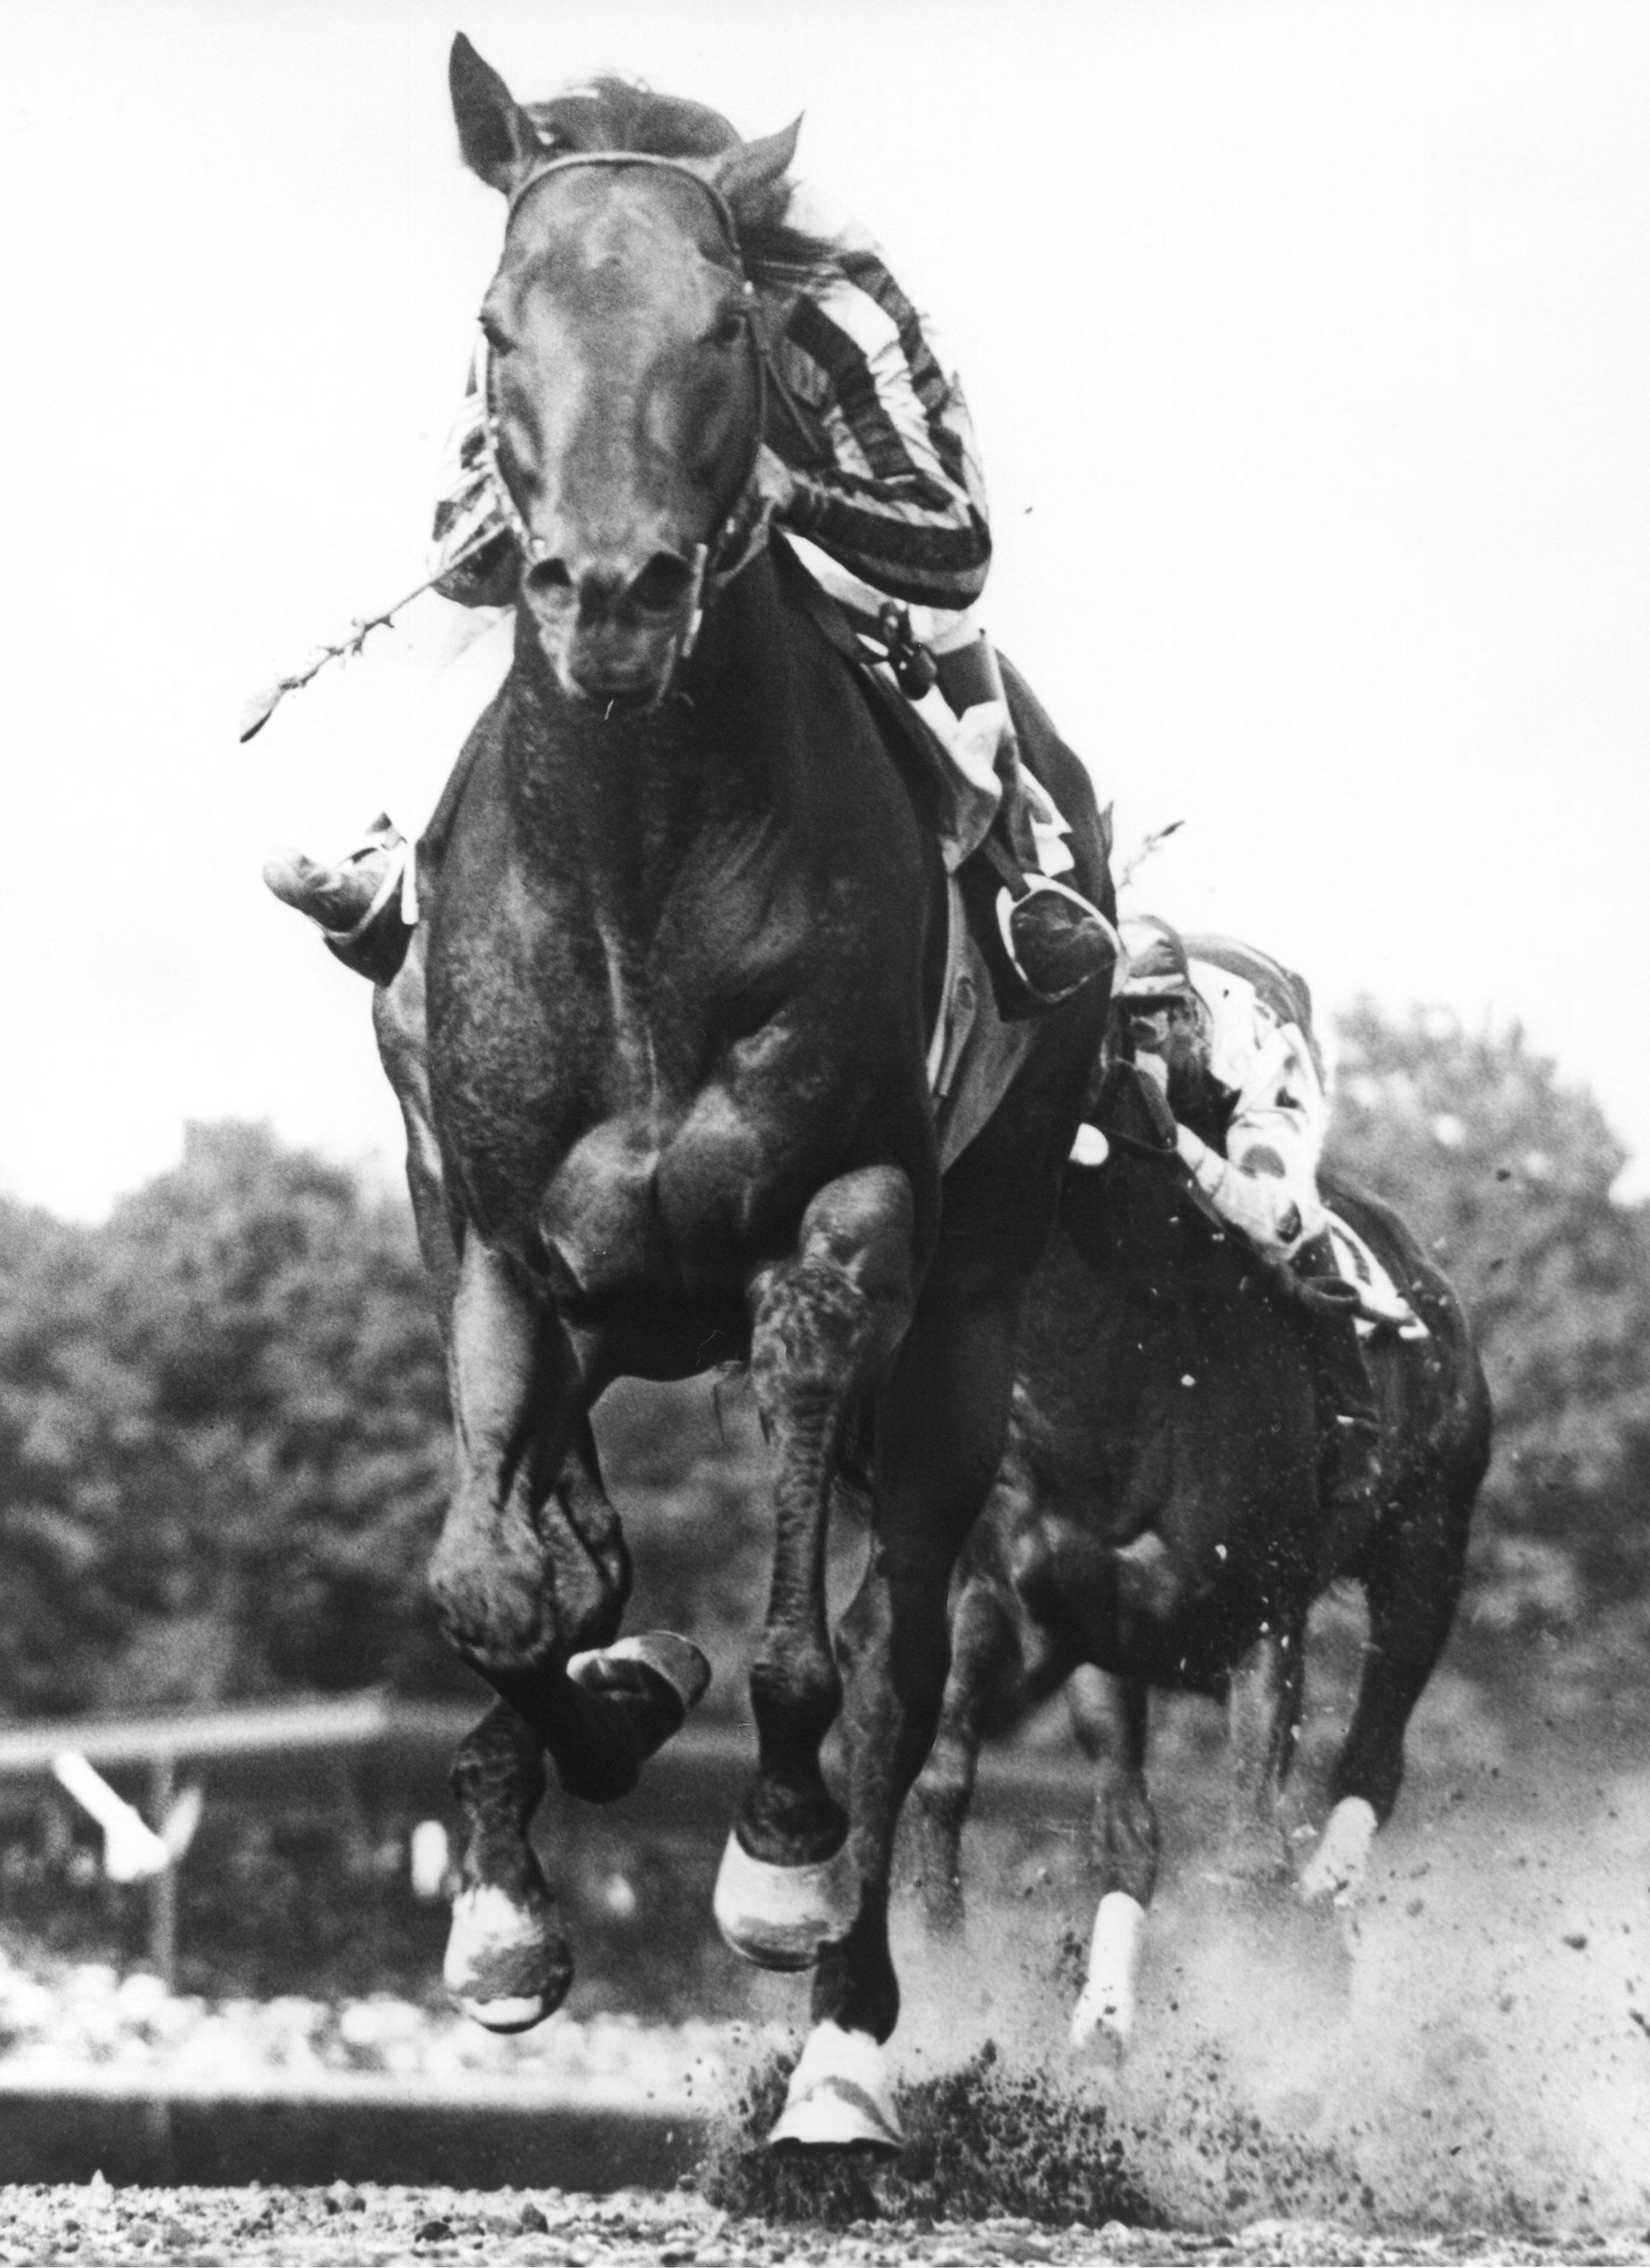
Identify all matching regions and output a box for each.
[480,151,771,672]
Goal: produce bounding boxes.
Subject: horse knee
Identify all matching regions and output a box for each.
[750,1170,917,1405]
[1114,1532,1190,1638]
[429,1493,561,1673]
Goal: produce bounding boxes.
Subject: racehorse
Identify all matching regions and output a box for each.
[370,39,1115,2149]
[905,1060,1491,2055]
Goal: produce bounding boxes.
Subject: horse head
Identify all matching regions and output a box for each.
[450,36,800,710]
[1065,1056,1238,1292]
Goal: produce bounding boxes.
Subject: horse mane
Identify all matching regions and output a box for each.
[522,76,837,293]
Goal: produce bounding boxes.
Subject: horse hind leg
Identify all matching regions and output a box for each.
[1067,1667,1157,2060]
[1215,1625,1305,1893]
[713,1168,917,1978]
[906,1571,1029,1934]
[1301,1475,1467,1910]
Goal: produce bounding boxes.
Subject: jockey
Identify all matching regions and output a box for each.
[1112,914,1384,1516]
[263,78,1115,1009]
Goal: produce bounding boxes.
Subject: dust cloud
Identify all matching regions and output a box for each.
[872,1727,1650,2238]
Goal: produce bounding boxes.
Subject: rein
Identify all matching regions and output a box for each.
[480,151,772,680]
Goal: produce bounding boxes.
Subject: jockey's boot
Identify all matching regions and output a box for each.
[933,635,1117,1008]
[1292,1230,1386,1516]
[261,815,413,985]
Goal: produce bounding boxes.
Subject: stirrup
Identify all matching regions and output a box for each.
[995,875,1121,1007]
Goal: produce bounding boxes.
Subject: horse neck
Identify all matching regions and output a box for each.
[501,555,803,933]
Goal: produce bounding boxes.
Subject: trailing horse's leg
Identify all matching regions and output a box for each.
[1301,1479,1467,1907]
[905,1574,1025,1933]
[1067,1667,1157,2058]
[714,1168,917,1972]
[773,1271,1024,2151]
[1215,1627,1305,1891]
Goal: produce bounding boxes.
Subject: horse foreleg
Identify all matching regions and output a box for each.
[906,1571,1024,1933]
[714,1167,917,1974]
[1067,1666,1156,2057]
[429,1248,707,2024]
[772,1276,1022,2152]
[1215,1626,1304,1891]
[1301,1479,1466,1908]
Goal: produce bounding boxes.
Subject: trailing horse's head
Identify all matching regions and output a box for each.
[451,37,802,710]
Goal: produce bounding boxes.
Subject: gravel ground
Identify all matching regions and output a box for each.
[2,1762,1647,2263]
[0,2182,1645,2267]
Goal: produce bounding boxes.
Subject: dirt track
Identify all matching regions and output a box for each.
[5,1729,1648,2263]
[1,2182,1645,2266]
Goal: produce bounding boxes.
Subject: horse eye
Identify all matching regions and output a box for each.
[706,309,746,350]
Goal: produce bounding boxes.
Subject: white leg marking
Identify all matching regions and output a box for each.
[713,1830,858,1971]
[1298,1796,1378,1907]
[1069,1891,1146,2053]
[768,2020,904,2152]
[444,1884,563,2030]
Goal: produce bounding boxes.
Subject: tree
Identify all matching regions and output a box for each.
[0,1124,458,1715]
[1326,1002,1650,1706]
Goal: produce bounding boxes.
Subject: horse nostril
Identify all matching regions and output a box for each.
[524,557,573,598]
[627,553,695,616]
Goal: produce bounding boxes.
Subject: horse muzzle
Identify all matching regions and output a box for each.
[522,549,703,710]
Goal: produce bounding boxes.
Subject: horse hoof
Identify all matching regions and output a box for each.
[713,1830,857,1970]
[567,1632,713,1718]
[768,2022,904,2153]
[443,1885,573,2033]
[1299,1796,1377,1907]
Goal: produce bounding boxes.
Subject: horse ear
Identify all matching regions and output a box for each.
[704,117,804,218]
[450,33,537,195]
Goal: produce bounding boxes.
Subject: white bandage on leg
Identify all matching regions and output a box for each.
[1299,1797,1378,1908]
[1070,1890,1147,2052]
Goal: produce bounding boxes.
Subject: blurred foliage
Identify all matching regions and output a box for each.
[0,995,1647,1736]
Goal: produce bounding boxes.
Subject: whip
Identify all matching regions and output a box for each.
[238,521,503,746]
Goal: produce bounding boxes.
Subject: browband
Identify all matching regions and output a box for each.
[505,149,744,263]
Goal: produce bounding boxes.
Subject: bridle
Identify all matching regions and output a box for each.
[479,150,772,675]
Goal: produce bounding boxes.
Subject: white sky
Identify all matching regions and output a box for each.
[1,0,1646,1218]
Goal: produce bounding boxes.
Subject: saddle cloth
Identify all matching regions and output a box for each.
[927,880,1037,1171]
[1325,1208,1429,1341]
[775,538,1066,1175]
